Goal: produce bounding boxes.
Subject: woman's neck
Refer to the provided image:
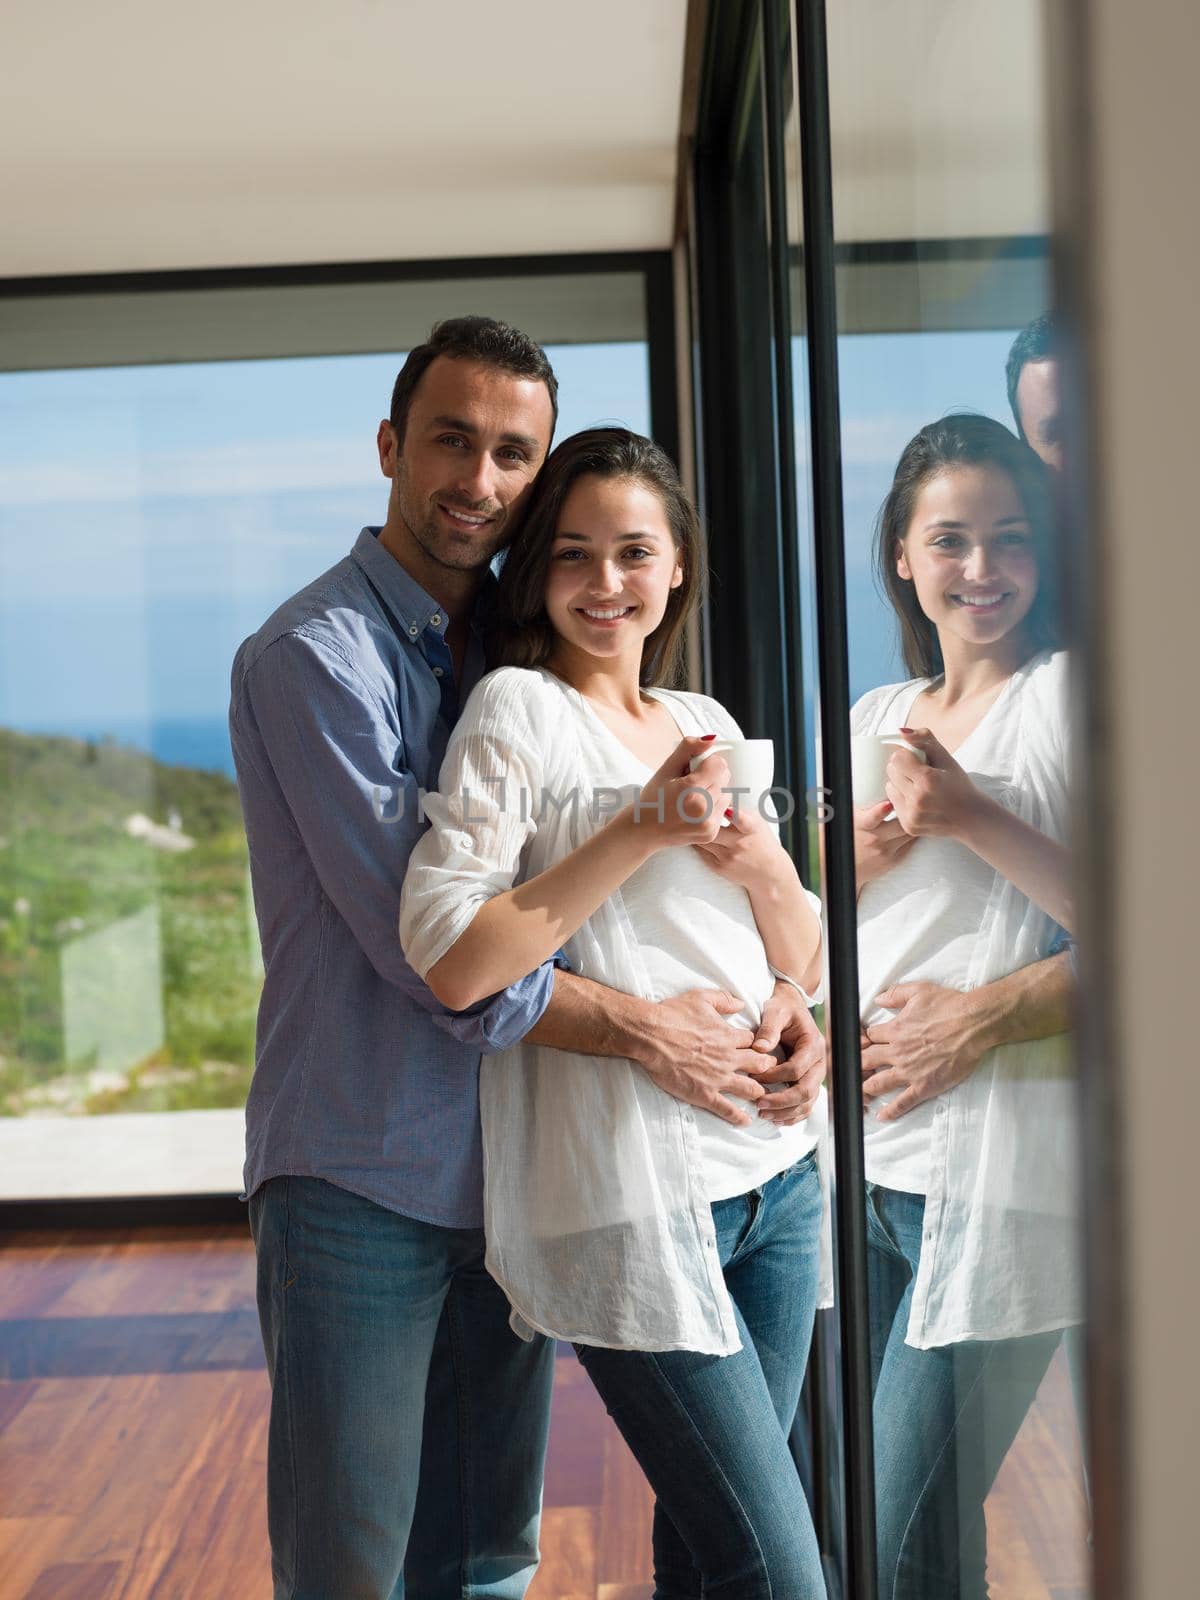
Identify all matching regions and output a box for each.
[545,642,649,715]
[934,631,1032,704]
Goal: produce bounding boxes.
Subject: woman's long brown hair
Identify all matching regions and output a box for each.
[874,413,1060,679]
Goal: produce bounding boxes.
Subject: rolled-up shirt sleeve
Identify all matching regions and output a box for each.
[401,670,544,982]
[239,629,553,1052]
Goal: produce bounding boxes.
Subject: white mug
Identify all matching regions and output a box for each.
[689,737,775,825]
[851,734,926,809]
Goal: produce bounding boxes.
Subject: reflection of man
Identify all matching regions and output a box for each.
[231,316,824,1599]
[1006,311,1062,471]
[857,312,1073,1132]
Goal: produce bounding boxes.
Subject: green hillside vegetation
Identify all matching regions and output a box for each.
[0,727,261,1116]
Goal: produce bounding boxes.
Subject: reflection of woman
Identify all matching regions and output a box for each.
[851,415,1077,1600]
[401,429,830,1599]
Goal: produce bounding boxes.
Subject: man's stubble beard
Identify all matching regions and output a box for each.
[394,475,510,576]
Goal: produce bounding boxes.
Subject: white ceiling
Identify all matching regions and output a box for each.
[2,0,1049,281]
[824,0,1050,242]
[2,0,689,277]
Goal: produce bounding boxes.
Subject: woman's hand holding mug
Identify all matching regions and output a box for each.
[686,736,785,890]
[884,727,985,840]
[634,737,731,848]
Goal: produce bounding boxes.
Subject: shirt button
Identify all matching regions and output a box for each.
[408,623,419,637]
[935,1103,946,1117]
[430,613,442,626]
[432,666,444,678]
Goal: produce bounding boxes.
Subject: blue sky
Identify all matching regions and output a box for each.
[0,343,651,738]
[0,329,1017,755]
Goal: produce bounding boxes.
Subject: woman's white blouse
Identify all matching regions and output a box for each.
[852,649,1079,1349]
[400,665,830,1355]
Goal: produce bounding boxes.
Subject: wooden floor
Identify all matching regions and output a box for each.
[0,1225,1089,1599]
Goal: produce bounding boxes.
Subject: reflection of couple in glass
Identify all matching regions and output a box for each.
[852,411,1078,1599]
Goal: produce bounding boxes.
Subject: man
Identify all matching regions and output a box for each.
[231,316,825,1600]
[1006,310,1063,470]
[856,310,1073,1135]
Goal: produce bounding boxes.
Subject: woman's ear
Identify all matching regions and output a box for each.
[895,541,912,582]
[670,559,684,590]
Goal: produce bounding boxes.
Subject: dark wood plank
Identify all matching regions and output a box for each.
[0,1378,36,1432]
[22,1561,123,1600]
[0,1228,254,1320]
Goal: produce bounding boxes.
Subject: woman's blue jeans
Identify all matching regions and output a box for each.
[575,1150,827,1600]
[249,1175,556,1600]
[867,1183,1062,1600]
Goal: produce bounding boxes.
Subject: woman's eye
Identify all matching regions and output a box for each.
[932,537,961,551]
[623,547,652,561]
[554,548,585,561]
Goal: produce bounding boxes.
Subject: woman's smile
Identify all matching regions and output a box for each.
[947,587,1013,612]
[574,603,638,626]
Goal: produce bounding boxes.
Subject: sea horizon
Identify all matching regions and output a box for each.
[5,714,237,780]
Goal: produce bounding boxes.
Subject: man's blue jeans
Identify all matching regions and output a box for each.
[866,1183,1061,1600]
[249,1176,556,1600]
[575,1151,827,1600]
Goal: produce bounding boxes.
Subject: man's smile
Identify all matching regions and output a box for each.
[437,501,497,530]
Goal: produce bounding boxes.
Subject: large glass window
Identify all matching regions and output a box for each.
[0,270,654,1201]
[690,3,1091,1596]
[823,3,1089,1597]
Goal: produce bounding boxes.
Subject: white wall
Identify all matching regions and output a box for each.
[1065,1,1200,1593]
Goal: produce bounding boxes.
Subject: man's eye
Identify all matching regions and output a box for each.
[438,435,467,449]
[499,448,528,464]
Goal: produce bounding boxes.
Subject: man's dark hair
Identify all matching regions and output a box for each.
[1005,312,1057,438]
[389,316,558,444]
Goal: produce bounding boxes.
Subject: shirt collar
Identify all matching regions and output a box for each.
[351,526,463,644]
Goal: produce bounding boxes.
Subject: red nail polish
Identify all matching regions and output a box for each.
[724,808,734,820]
[701,733,717,741]
[899,726,914,735]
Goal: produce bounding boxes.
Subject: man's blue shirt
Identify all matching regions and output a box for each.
[230,527,556,1228]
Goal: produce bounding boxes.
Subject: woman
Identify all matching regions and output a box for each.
[851,413,1078,1600]
[400,427,829,1600]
